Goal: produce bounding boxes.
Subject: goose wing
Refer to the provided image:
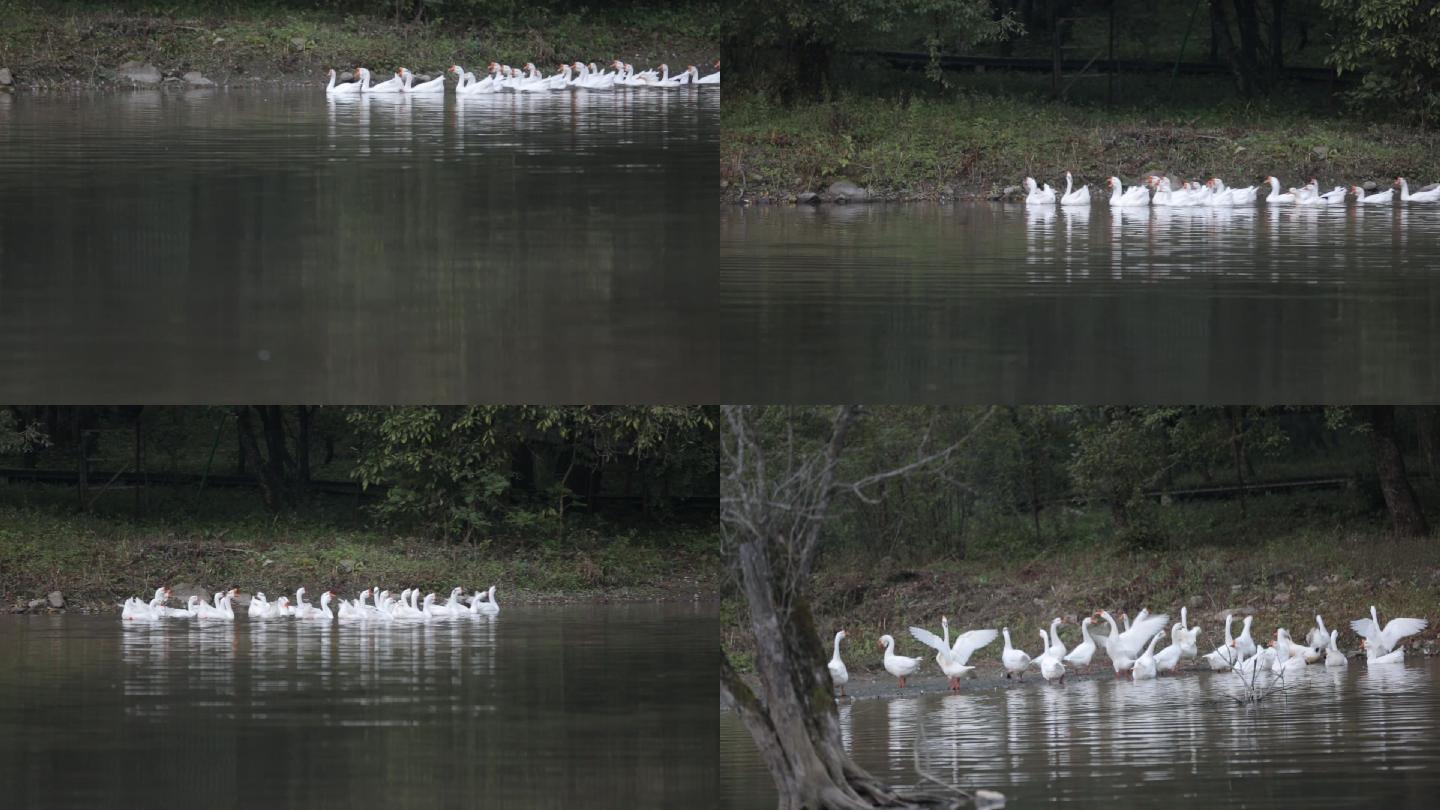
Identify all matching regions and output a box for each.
[950,629,999,665]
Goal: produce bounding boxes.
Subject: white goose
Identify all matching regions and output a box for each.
[399,68,445,94]
[1203,614,1238,671]
[1035,630,1066,683]
[325,69,360,97]
[1395,177,1440,202]
[1325,629,1348,668]
[1264,176,1297,204]
[697,61,720,85]
[828,630,850,697]
[356,67,403,95]
[1351,605,1427,657]
[878,634,923,688]
[1306,615,1332,655]
[121,587,170,621]
[1353,185,1394,204]
[1001,627,1033,680]
[1023,177,1057,205]
[1177,606,1201,658]
[1095,609,1170,676]
[1131,631,1164,680]
[1154,623,1184,674]
[1233,615,1257,660]
[1107,177,1151,207]
[1063,617,1098,669]
[1060,172,1091,206]
[908,618,998,691]
[476,585,500,615]
[248,592,270,619]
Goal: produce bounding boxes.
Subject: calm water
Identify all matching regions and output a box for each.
[0,88,718,402]
[0,603,715,808]
[721,203,1440,402]
[721,660,1440,808]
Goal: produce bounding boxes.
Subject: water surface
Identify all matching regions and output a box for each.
[0,88,718,402]
[721,660,1440,808]
[721,203,1440,401]
[0,603,715,807]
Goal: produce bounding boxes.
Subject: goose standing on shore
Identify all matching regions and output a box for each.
[1001,627,1033,680]
[1035,630,1067,683]
[1063,617,1098,670]
[908,618,998,692]
[879,634,923,688]
[1131,632,1164,680]
[1204,614,1238,671]
[828,630,850,697]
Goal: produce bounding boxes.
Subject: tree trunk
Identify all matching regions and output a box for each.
[1364,406,1429,537]
[236,407,286,510]
[295,406,312,497]
[1226,406,1248,518]
[721,540,962,810]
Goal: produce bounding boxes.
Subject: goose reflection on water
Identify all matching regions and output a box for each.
[779,660,1440,808]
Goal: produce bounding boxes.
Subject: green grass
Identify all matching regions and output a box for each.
[722,488,1440,673]
[0,1,717,87]
[723,73,1440,202]
[0,484,718,611]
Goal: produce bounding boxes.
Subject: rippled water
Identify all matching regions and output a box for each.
[721,203,1440,401]
[0,88,718,402]
[721,659,1440,808]
[0,603,715,808]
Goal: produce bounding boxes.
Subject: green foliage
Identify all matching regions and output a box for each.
[723,0,1017,100]
[0,410,49,455]
[348,406,717,540]
[1324,0,1440,125]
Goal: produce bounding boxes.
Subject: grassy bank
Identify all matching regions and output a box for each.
[0,485,718,613]
[0,1,717,89]
[723,84,1440,204]
[723,488,1440,674]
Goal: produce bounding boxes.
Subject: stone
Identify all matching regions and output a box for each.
[1230,584,1242,592]
[1187,594,1204,607]
[27,599,45,611]
[1311,145,1329,160]
[169,581,208,602]
[290,37,307,49]
[797,191,819,205]
[117,60,161,84]
[719,179,729,189]
[827,179,868,202]
[1304,584,1320,593]
[339,70,355,83]
[1002,185,1022,196]
[339,559,358,573]
[47,591,64,608]
[182,71,215,87]
[1363,180,1378,191]
[1273,592,1291,605]
[0,68,12,86]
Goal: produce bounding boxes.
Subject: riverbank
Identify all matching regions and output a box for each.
[0,2,716,91]
[722,91,1440,205]
[0,496,718,614]
[723,491,1440,675]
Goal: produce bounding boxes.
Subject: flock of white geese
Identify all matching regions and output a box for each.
[826,606,1429,696]
[325,60,719,97]
[120,585,499,623]
[1025,172,1440,207]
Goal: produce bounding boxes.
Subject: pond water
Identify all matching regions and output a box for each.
[0,88,718,402]
[721,203,1440,402]
[0,602,715,808]
[721,659,1440,808]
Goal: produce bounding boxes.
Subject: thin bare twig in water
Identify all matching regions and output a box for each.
[912,721,973,803]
